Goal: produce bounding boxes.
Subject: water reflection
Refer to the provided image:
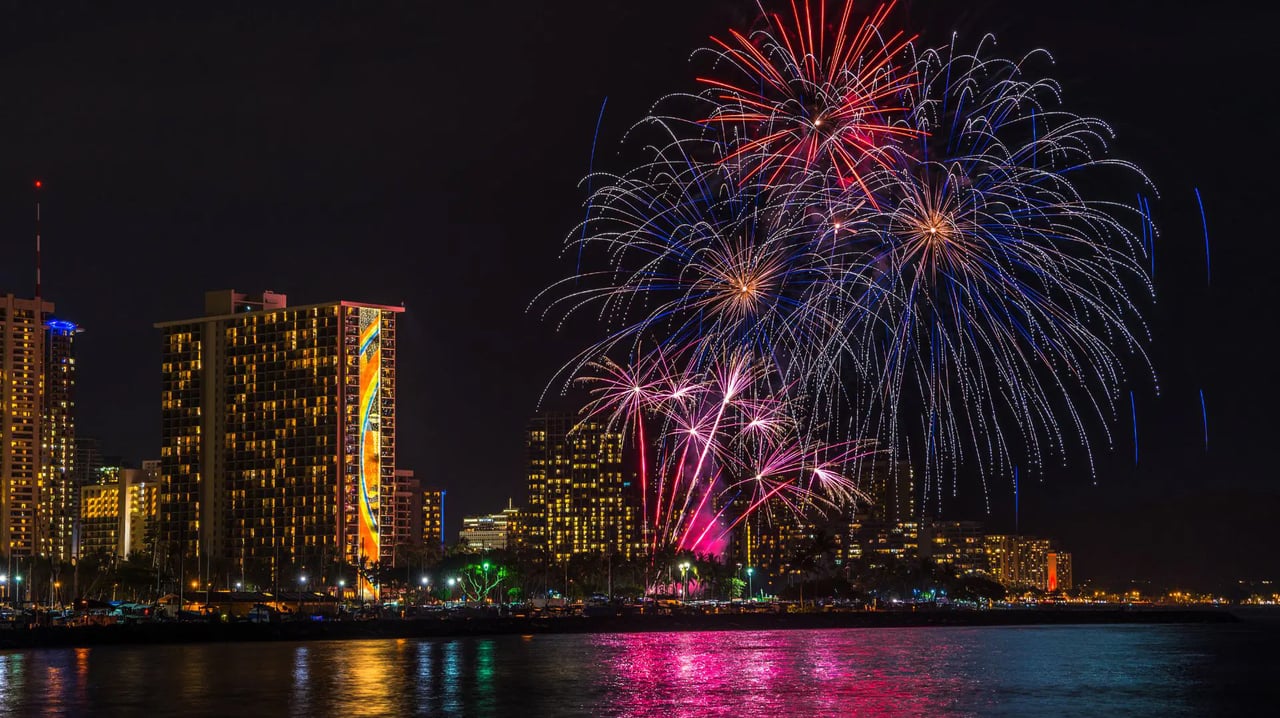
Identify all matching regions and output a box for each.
[0,624,1273,716]
[291,645,309,713]
[596,630,982,716]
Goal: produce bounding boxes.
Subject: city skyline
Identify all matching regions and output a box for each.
[0,0,1274,591]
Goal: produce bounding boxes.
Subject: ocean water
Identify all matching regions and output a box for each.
[1,622,1275,716]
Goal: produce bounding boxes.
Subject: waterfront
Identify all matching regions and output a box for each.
[2,622,1276,716]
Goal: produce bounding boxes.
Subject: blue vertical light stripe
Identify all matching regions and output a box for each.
[576,96,609,276]
[1194,187,1210,286]
[1130,391,1139,466]
[1199,390,1209,452]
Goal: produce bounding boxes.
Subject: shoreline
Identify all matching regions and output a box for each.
[0,608,1241,650]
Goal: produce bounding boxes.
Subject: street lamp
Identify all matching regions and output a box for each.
[298,575,308,614]
[420,576,429,604]
[746,567,754,602]
[482,562,491,604]
[679,562,691,602]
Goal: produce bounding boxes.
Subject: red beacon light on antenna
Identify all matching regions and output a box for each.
[34,180,43,189]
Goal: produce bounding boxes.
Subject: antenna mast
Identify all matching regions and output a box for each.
[35,179,43,300]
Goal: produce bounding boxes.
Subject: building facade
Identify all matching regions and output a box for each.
[1047,551,1073,592]
[42,317,80,561]
[921,520,987,574]
[79,466,159,560]
[384,469,423,565]
[983,534,1061,591]
[459,499,520,552]
[738,503,844,586]
[422,486,445,553]
[1,294,79,560]
[156,290,402,595]
[526,412,638,564]
[1014,537,1052,591]
[843,459,918,565]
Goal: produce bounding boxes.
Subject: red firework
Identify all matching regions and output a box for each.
[697,0,922,201]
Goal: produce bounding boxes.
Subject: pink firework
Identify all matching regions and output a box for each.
[580,348,871,559]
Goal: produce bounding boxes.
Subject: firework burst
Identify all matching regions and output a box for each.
[683,0,922,204]
[842,37,1156,502]
[542,1,1157,533]
[538,155,871,394]
[579,349,871,557]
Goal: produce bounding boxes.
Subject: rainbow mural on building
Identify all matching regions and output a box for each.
[357,308,381,599]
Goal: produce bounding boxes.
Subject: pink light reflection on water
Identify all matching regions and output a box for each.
[593,628,987,717]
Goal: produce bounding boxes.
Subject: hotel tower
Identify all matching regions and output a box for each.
[1,293,80,561]
[156,290,401,596]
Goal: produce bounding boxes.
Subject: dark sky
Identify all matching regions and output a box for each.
[1,0,1275,590]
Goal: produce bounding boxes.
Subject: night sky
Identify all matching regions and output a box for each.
[1,0,1275,590]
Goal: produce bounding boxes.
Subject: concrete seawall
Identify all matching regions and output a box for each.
[0,608,1240,650]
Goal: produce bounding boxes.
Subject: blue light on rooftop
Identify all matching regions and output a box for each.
[46,318,79,332]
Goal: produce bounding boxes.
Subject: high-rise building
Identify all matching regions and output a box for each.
[156,290,402,596]
[1015,538,1052,590]
[856,458,916,525]
[737,502,843,583]
[79,467,159,560]
[384,469,423,564]
[79,483,119,559]
[526,412,639,564]
[983,534,1056,590]
[921,520,986,574]
[842,459,918,564]
[422,486,445,553]
[459,499,520,552]
[735,459,920,581]
[1,293,80,560]
[1047,551,1073,592]
[73,438,105,488]
[983,534,1019,586]
[43,317,80,561]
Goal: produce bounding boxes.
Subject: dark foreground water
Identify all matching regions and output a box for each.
[2,621,1276,716]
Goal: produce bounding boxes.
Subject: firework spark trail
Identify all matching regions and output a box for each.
[579,349,871,557]
[576,96,610,276]
[834,37,1157,496]
[1130,390,1139,466]
[1138,193,1155,279]
[1199,389,1209,452]
[538,152,877,402]
[1195,187,1210,286]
